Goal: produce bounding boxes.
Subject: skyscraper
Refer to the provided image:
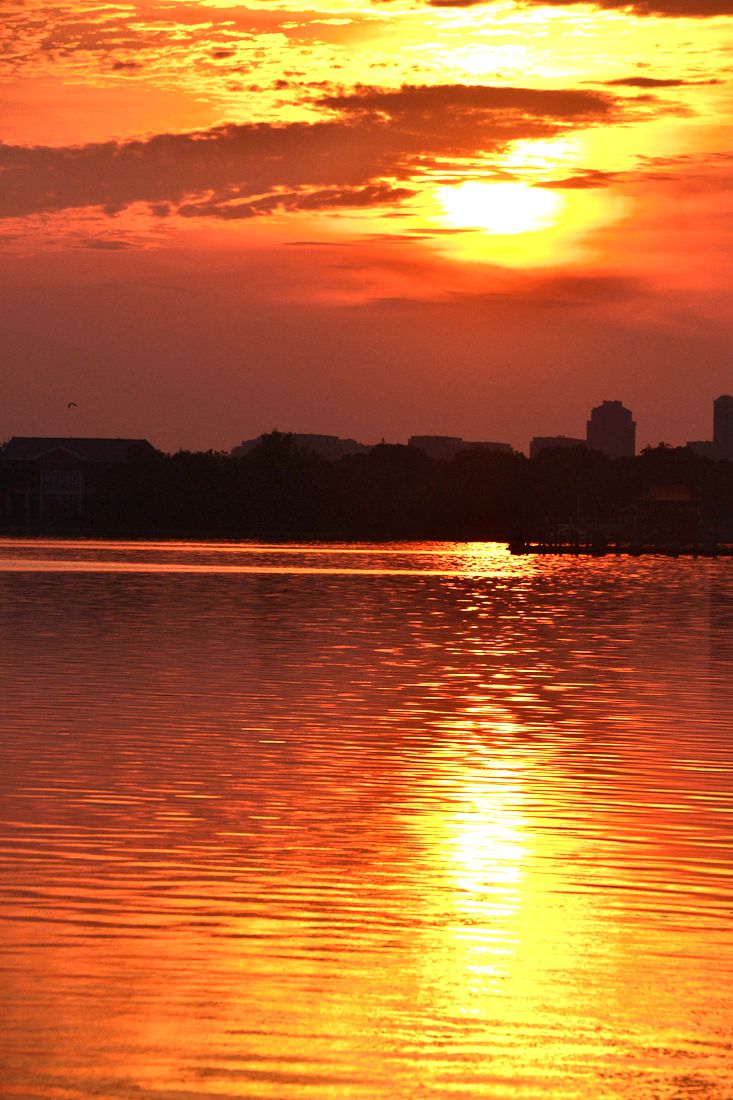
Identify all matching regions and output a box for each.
[586,400,636,459]
[713,395,733,460]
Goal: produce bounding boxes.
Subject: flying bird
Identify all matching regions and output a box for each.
[67,401,77,408]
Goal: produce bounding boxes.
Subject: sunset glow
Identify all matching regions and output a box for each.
[437,182,564,236]
[2,0,733,448]
[3,0,733,1082]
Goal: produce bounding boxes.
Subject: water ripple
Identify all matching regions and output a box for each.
[1,540,731,1099]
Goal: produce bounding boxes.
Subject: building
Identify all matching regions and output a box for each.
[586,400,636,459]
[1,437,158,522]
[461,439,513,455]
[408,436,463,461]
[713,395,733,460]
[635,483,700,540]
[530,436,585,460]
[687,396,733,460]
[686,440,717,459]
[408,435,512,461]
[232,433,370,460]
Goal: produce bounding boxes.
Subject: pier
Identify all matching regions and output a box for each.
[509,540,733,557]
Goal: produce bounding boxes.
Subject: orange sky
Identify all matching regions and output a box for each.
[2,0,732,452]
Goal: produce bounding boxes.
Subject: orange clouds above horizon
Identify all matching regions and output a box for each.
[2,0,732,450]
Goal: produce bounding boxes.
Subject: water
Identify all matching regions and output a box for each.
[1,539,731,1100]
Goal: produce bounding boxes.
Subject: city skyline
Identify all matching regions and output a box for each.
[6,390,733,459]
[60,391,725,457]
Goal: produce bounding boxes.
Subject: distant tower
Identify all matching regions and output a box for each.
[586,400,636,459]
[713,395,733,460]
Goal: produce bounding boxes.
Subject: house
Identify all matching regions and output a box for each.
[635,482,700,540]
[0,437,158,523]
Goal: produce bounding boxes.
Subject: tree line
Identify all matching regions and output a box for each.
[85,432,733,540]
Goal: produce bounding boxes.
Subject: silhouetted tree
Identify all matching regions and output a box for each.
[15,434,733,540]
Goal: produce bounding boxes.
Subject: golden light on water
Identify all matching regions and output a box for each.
[447,771,527,912]
[2,544,733,1096]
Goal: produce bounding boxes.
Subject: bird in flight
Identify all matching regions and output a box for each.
[67,401,77,408]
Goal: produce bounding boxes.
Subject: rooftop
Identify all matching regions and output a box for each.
[1,437,158,463]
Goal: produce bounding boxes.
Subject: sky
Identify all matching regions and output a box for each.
[2,0,732,454]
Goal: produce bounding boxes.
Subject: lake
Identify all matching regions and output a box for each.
[1,540,731,1100]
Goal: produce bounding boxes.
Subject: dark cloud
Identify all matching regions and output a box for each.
[319,83,613,118]
[0,83,621,221]
[537,169,620,188]
[526,273,646,305]
[639,150,733,166]
[539,151,733,190]
[368,271,646,311]
[602,76,723,86]
[2,1,388,75]
[427,0,733,14]
[536,151,733,197]
[177,185,416,219]
[81,238,137,250]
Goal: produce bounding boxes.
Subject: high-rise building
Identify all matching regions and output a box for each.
[586,400,636,459]
[713,395,733,460]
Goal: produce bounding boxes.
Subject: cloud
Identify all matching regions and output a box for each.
[177,184,416,219]
[537,169,621,188]
[0,83,620,222]
[319,83,613,119]
[427,0,733,14]
[0,1,388,84]
[538,152,733,191]
[81,238,138,250]
[355,269,649,316]
[602,76,723,86]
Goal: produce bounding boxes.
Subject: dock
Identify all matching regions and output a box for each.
[509,540,733,557]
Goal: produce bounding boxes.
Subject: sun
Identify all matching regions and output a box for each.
[437,181,564,236]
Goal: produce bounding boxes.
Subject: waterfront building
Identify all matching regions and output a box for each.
[586,400,636,459]
[636,483,700,540]
[0,436,158,522]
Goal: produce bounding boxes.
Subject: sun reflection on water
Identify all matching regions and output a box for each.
[2,543,732,1098]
